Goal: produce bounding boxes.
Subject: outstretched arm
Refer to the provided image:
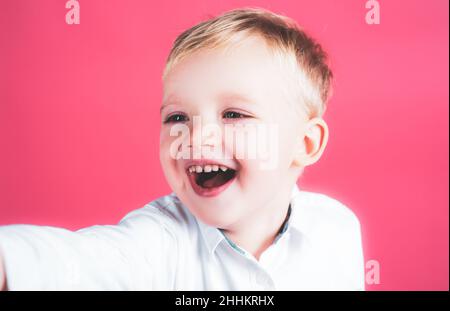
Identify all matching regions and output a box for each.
[0,207,177,290]
[0,252,6,291]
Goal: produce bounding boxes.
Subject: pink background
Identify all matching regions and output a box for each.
[0,0,448,290]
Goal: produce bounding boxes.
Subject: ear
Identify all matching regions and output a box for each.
[292,117,329,168]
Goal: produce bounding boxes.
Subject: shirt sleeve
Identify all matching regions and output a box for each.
[346,214,365,291]
[308,193,366,291]
[326,205,365,291]
[0,205,179,290]
[329,199,366,291]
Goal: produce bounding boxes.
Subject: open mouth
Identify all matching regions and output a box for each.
[186,164,237,197]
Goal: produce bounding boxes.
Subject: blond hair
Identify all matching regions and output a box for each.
[163,8,333,117]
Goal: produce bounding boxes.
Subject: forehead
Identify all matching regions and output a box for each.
[162,36,294,108]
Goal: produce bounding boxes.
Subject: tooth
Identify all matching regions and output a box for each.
[204,165,212,172]
[195,165,203,173]
[189,167,195,173]
[219,166,228,171]
[212,165,219,171]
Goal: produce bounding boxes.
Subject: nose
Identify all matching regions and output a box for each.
[190,115,222,154]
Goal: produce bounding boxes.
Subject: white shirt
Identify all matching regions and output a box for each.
[0,185,365,290]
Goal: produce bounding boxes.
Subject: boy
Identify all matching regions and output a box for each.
[0,8,364,290]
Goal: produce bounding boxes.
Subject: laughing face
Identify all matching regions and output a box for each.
[159,36,319,230]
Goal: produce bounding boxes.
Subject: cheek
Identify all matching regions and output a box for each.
[232,129,287,172]
[159,133,183,184]
[161,126,192,159]
[232,134,295,190]
[234,160,280,194]
[159,134,172,166]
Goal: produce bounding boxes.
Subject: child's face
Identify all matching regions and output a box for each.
[160,36,309,229]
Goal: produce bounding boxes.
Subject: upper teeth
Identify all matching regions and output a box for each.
[188,165,228,173]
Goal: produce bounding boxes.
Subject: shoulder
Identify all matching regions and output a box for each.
[291,190,365,290]
[117,192,197,237]
[291,190,361,239]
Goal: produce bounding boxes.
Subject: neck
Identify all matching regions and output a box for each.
[222,185,293,260]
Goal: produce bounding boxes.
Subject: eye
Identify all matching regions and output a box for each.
[164,113,188,124]
[223,111,248,119]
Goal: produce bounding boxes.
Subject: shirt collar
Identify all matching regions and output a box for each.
[195,183,311,255]
[196,219,225,255]
[287,183,312,238]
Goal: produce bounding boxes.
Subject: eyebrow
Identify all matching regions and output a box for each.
[217,92,256,105]
[160,94,182,114]
[160,91,256,114]
[160,104,170,114]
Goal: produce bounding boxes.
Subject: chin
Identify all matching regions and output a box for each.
[185,199,243,228]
